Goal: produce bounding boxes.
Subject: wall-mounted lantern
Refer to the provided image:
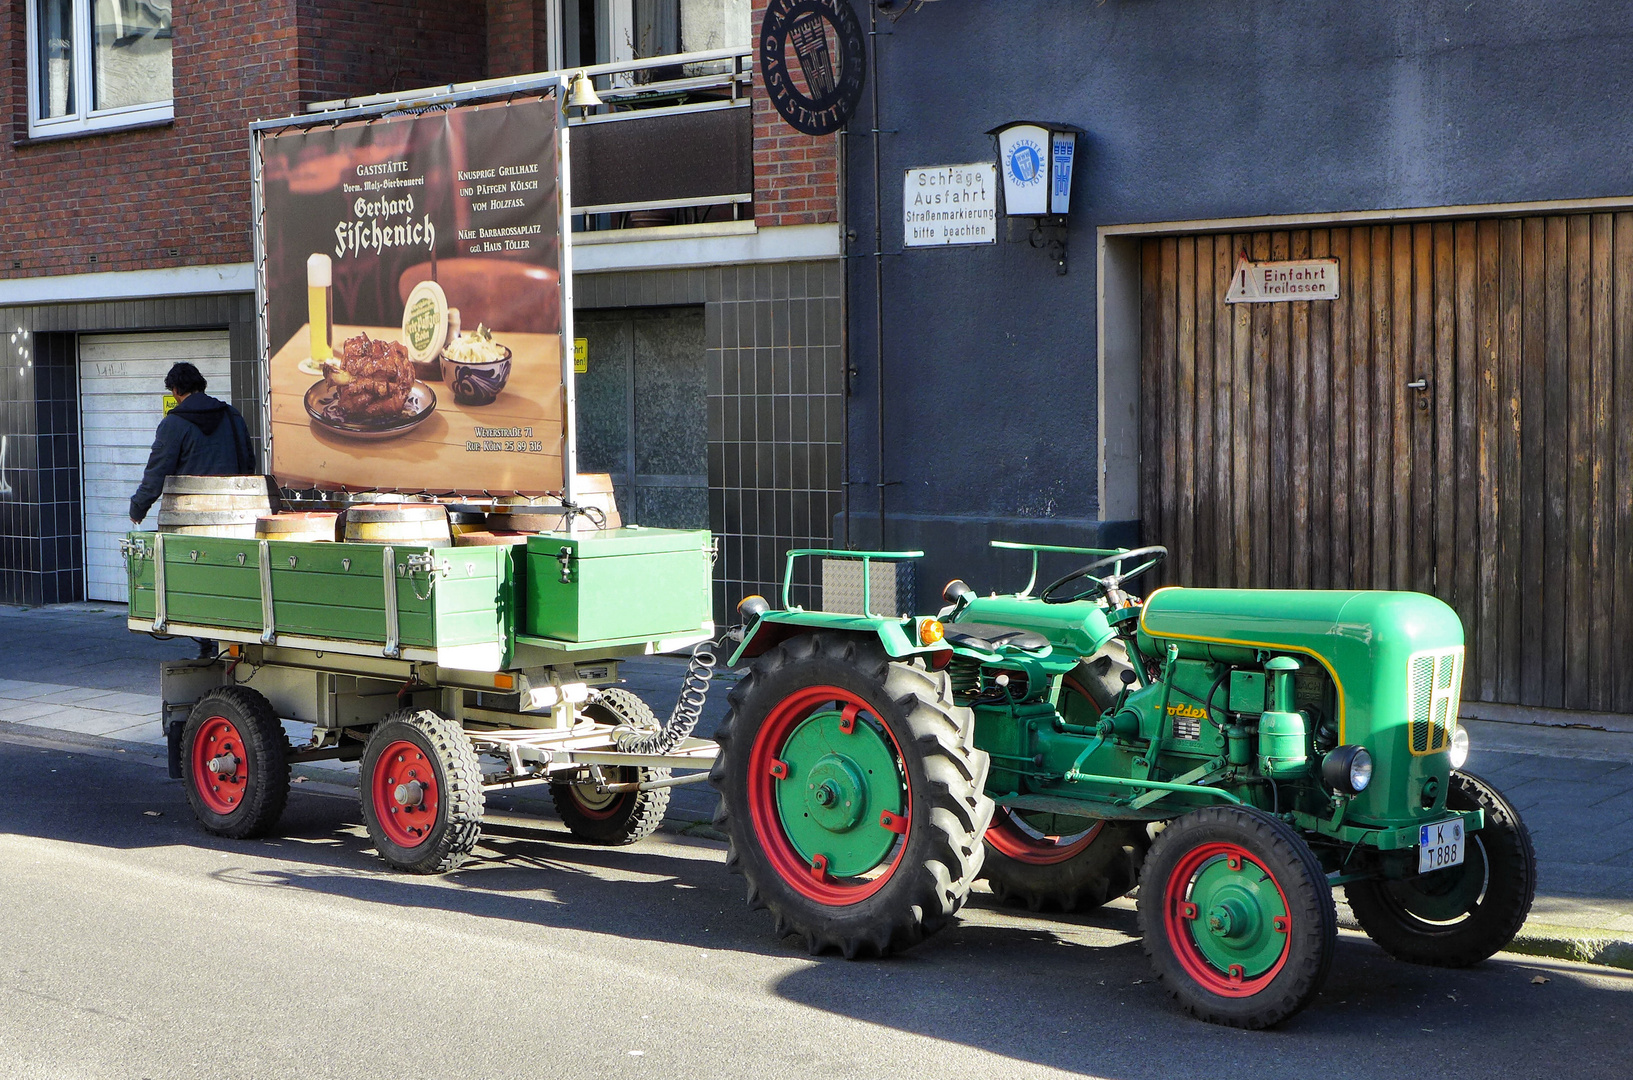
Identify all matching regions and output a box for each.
[986,120,1083,274]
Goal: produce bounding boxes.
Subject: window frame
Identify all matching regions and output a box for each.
[23,0,174,140]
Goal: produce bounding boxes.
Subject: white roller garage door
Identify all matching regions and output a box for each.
[80,331,232,602]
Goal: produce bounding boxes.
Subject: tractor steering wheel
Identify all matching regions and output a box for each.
[1039,545,1169,605]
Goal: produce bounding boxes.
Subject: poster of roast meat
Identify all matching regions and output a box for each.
[257,94,566,495]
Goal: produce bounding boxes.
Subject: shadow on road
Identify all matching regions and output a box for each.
[4,737,1631,1077]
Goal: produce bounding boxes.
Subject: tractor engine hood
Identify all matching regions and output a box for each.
[1138,587,1466,828]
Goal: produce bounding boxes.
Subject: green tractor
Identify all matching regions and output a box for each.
[710,543,1536,1028]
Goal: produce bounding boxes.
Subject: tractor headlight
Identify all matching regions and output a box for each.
[1448,725,1470,769]
[1321,745,1373,794]
[737,594,770,623]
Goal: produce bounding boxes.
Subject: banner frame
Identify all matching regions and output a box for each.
[249,74,576,504]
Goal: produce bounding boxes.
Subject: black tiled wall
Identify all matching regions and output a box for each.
[0,329,79,604]
[576,260,846,621]
[0,293,257,607]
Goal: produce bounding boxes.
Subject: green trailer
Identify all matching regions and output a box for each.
[125,525,722,872]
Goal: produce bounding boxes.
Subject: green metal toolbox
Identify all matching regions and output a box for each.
[523,527,712,643]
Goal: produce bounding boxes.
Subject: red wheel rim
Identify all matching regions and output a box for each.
[985,808,1103,864]
[371,740,442,849]
[746,685,910,906]
[191,715,250,816]
[1162,841,1292,998]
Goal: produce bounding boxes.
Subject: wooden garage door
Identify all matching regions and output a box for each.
[1140,218,1633,713]
[80,331,232,603]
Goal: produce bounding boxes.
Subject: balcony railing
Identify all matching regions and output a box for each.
[305,48,755,234]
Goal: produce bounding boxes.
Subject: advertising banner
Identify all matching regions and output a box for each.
[258,94,566,495]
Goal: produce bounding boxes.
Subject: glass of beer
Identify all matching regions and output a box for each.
[307,253,333,363]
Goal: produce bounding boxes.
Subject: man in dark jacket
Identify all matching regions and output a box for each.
[129,362,256,524]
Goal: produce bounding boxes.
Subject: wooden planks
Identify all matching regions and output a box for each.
[1140,213,1633,712]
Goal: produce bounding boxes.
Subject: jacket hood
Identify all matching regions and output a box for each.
[171,393,229,435]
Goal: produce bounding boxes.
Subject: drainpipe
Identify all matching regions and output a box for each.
[870,2,886,548]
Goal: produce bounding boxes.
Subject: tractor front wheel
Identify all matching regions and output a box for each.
[1345,770,1536,967]
[711,633,993,958]
[1138,805,1336,1028]
[180,686,289,839]
[360,710,485,874]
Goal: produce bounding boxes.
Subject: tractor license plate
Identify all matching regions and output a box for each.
[1418,818,1465,874]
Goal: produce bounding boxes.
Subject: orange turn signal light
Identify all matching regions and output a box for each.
[493,673,515,690]
[918,618,945,645]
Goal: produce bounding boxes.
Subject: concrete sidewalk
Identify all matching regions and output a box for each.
[2,601,1630,970]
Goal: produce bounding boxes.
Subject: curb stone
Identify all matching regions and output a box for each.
[1335,903,1633,974]
[1503,924,1633,972]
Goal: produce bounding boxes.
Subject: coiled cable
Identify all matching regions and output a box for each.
[617,638,718,755]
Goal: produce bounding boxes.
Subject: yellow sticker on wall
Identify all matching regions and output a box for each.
[163,393,178,415]
[573,337,588,374]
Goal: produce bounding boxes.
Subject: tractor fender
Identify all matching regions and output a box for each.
[727,610,950,668]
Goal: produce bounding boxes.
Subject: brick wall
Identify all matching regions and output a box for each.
[487,0,555,77]
[0,1,305,277]
[297,1,488,104]
[0,1,487,280]
[750,0,839,227]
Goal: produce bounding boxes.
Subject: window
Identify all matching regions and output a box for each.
[26,0,173,138]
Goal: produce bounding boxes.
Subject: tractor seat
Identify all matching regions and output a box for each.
[944,622,1051,653]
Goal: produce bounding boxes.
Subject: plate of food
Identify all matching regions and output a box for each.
[305,332,437,440]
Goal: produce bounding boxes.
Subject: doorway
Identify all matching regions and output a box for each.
[575,307,709,530]
[1139,217,1633,713]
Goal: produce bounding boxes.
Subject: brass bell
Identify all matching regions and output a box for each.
[568,70,602,110]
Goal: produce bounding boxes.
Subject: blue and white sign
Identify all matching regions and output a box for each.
[1050,131,1076,214]
[991,121,1080,217]
[994,123,1051,216]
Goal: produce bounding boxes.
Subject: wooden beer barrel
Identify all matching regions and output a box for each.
[448,512,487,537]
[157,475,278,538]
[452,530,527,547]
[343,504,452,547]
[255,512,340,542]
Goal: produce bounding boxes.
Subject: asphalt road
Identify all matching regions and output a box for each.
[2,733,1630,1080]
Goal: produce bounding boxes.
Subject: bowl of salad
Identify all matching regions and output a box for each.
[441,324,513,406]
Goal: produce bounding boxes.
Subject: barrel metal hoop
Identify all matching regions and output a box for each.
[258,539,276,644]
[383,545,401,659]
[153,533,168,633]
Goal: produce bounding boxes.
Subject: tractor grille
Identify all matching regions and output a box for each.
[1407,648,1464,755]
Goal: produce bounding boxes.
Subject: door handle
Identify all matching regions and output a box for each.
[1406,378,1429,391]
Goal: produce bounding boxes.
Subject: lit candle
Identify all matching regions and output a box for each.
[307,253,333,362]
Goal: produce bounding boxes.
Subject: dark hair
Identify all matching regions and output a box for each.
[164,362,207,395]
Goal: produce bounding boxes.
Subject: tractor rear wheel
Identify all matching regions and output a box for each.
[982,810,1150,912]
[551,688,671,845]
[360,709,485,874]
[1138,805,1336,1029]
[711,633,993,958]
[1345,770,1536,967]
[980,653,1149,912]
[180,686,289,839]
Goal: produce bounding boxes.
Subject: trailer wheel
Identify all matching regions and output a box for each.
[980,658,1148,912]
[551,687,671,845]
[180,686,289,839]
[1345,770,1536,967]
[711,633,993,958]
[360,710,484,874]
[1139,805,1336,1029]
